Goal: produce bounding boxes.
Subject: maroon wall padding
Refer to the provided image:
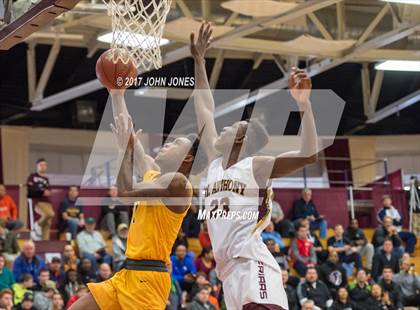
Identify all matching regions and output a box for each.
[372,170,404,190]
[324,138,352,187]
[273,187,349,228]
[5,185,109,230]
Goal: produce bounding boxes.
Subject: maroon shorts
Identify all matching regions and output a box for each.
[243,303,286,310]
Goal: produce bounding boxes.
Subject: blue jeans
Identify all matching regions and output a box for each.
[310,218,328,239]
[399,231,417,254]
[66,218,79,240]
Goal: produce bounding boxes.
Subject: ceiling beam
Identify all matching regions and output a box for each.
[176,0,193,19]
[210,50,225,89]
[336,1,346,40]
[356,5,389,46]
[308,12,334,40]
[360,63,371,117]
[272,54,287,76]
[212,22,420,119]
[33,39,61,102]
[366,89,420,124]
[27,43,37,102]
[252,53,265,70]
[368,70,384,117]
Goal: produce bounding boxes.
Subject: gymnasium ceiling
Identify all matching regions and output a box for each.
[0,0,419,135]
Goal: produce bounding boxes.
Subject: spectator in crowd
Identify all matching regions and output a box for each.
[101,186,129,237]
[393,258,420,307]
[60,269,82,304]
[331,287,357,310]
[318,250,347,297]
[186,285,216,310]
[76,259,95,285]
[189,272,210,301]
[198,222,211,250]
[65,285,88,308]
[271,194,294,238]
[366,283,396,310]
[261,221,285,251]
[292,188,327,239]
[265,238,288,270]
[372,216,403,257]
[0,289,13,310]
[300,218,328,264]
[11,274,33,305]
[76,217,112,268]
[0,184,23,232]
[111,223,128,272]
[13,241,45,283]
[344,218,374,271]
[282,269,298,310]
[170,244,196,291]
[96,263,112,283]
[301,299,315,310]
[291,223,317,277]
[327,224,362,276]
[194,248,215,277]
[348,269,372,309]
[0,255,14,290]
[372,238,400,281]
[182,195,201,238]
[171,229,189,255]
[296,267,333,309]
[48,257,63,288]
[32,269,49,291]
[377,195,417,255]
[166,262,183,310]
[33,280,57,310]
[59,186,84,240]
[378,267,403,310]
[27,158,54,240]
[62,245,79,272]
[50,292,64,310]
[13,291,36,310]
[0,219,19,268]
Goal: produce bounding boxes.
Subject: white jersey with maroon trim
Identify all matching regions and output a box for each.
[203,156,280,281]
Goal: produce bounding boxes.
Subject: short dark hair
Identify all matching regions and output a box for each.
[383,237,393,244]
[36,158,46,164]
[196,284,211,294]
[38,268,50,275]
[21,273,33,282]
[186,132,208,175]
[383,266,393,272]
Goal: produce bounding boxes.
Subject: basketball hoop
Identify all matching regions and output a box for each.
[105,0,172,70]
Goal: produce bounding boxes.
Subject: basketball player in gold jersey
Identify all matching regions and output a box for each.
[70,89,206,309]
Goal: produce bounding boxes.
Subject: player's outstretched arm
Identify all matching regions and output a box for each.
[191,21,219,161]
[254,68,318,184]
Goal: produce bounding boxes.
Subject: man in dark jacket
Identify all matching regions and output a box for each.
[345,218,374,271]
[297,266,333,309]
[282,269,299,310]
[378,267,403,310]
[59,186,84,240]
[318,250,347,297]
[186,285,216,310]
[292,189,327,239]
[372,216,403,258]
[348,268,372,309]
[371,238,400,281]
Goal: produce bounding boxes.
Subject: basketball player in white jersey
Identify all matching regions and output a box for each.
[190,23,318,310]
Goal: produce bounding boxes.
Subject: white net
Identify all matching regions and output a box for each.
[105,0,172,70]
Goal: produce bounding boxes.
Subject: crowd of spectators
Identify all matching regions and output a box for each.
[0,172,419,310]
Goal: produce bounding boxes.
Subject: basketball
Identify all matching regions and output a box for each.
[95,49,138,90]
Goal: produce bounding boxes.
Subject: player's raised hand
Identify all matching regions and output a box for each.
[110,114,134,152]
[190,21,213,60]
[288,67,312,106]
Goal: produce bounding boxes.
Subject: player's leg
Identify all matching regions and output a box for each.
[68,293,100,310]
